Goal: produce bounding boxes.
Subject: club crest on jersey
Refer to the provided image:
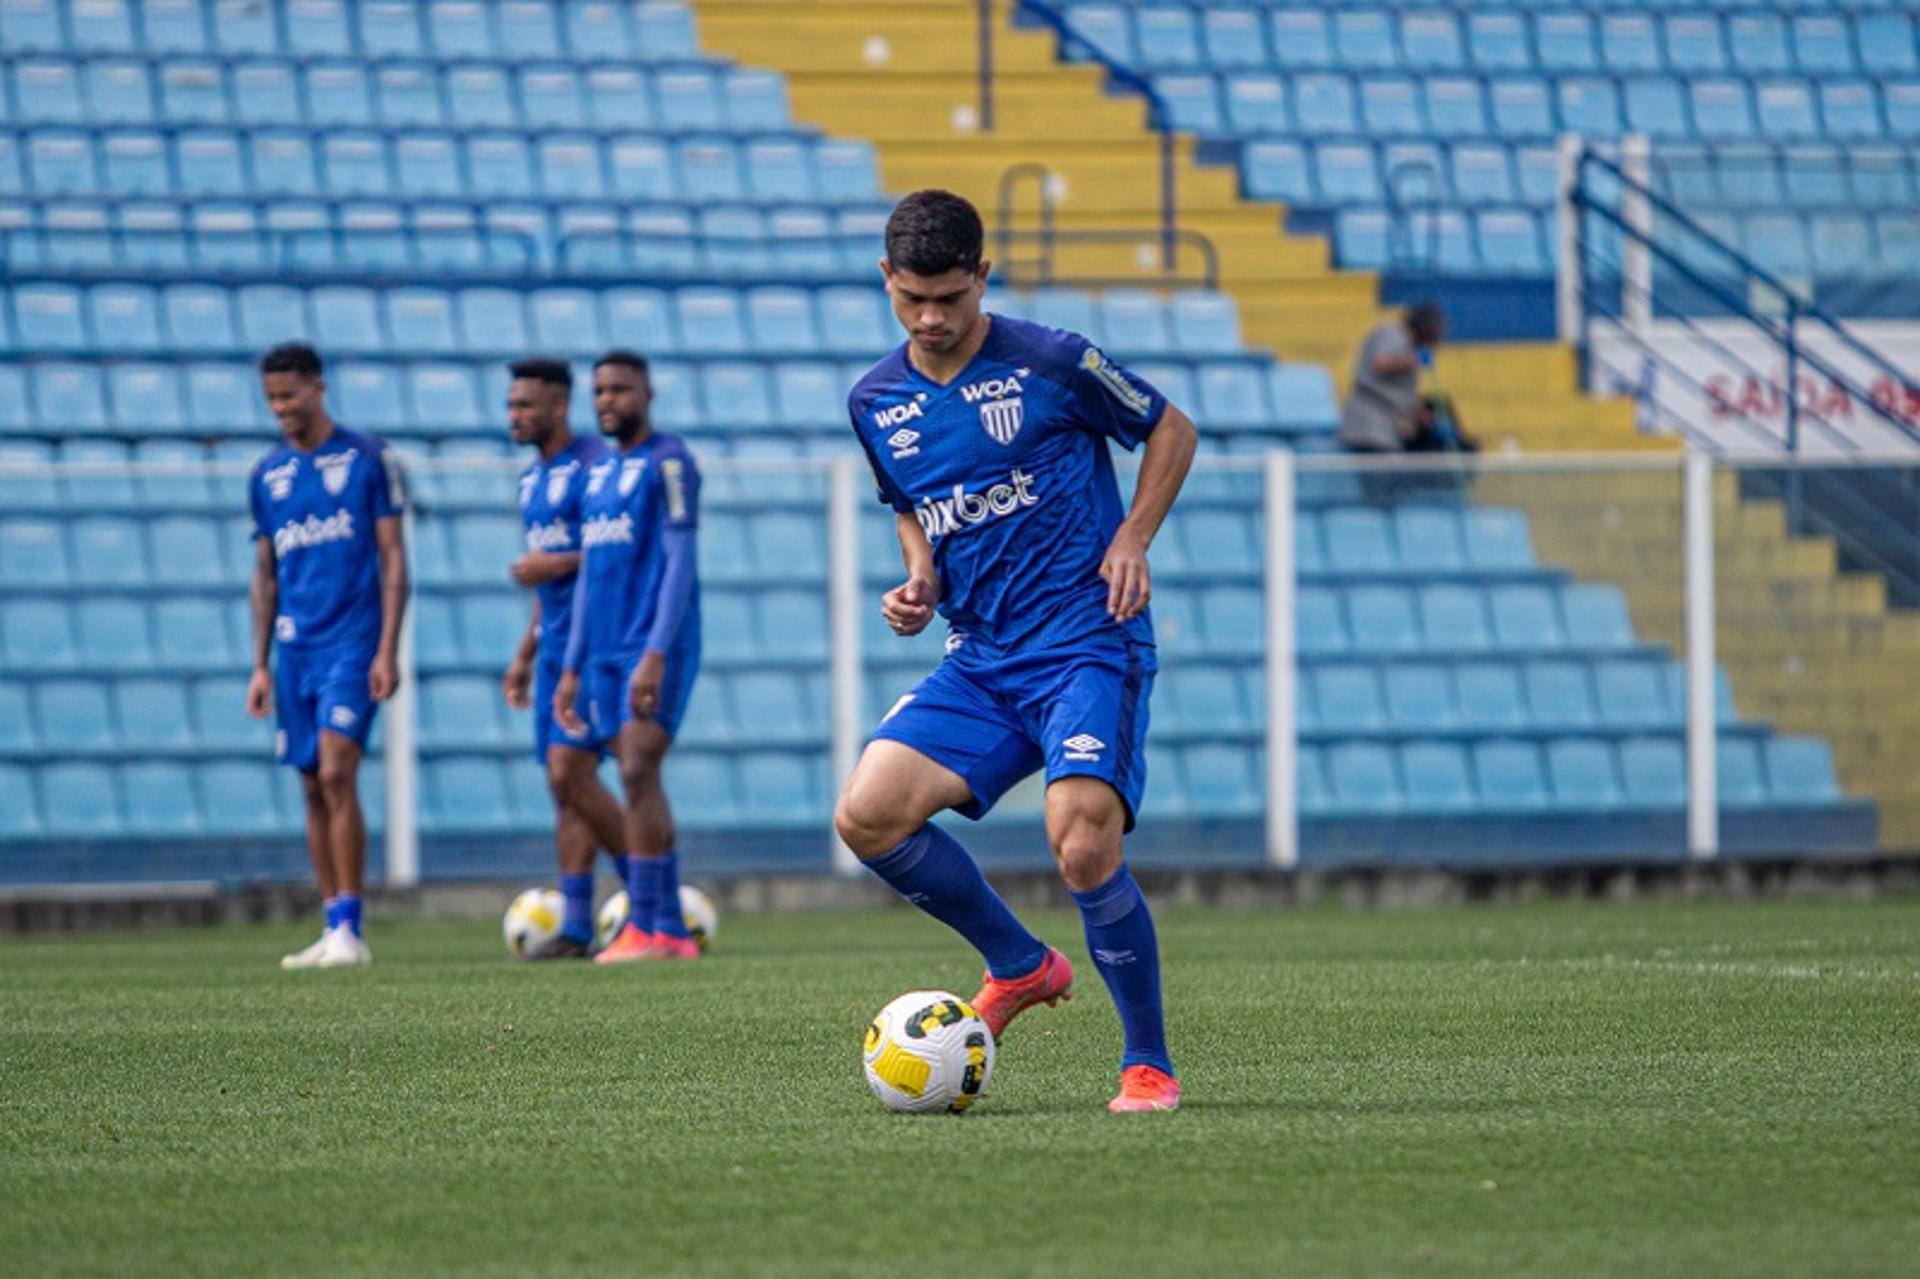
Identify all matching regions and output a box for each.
[887,428,921,459]
[872,398,925,431]
[585,459,615,496]
[517,471,538,508]
[618,457,646,497]
[978,397,1025,445]
[316,449,356,496]
[262,458,299,501]
[1081,346,1154,419]
[546,462,577,506]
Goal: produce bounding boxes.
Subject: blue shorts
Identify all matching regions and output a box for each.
[872,639,1157,830]
[274,642,378,771]
[533,654,608,765]
[584,644,700,742]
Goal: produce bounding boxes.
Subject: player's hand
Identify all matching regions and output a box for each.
[554,670,587,736]
[245,666,273,719]
[509,552,570,587]
[368,652,400,702]
[503,655,533,710]
[629,651,666,722]
[1101,524,1152,622]
[881,575,939,637]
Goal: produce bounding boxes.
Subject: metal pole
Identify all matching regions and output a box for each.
[977,0,995,133]
[385,505,421,888]
[1160,129,1176,272]
[1684,450,1719,859]
[827,458,864,875]
[1555,134,1583,345]
[1621,133,1652,342]
[1263,450,1298,869]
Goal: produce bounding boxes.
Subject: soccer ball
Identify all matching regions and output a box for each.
[595,885,719,950]
[502,887,564,958]
[862,991,995,1114]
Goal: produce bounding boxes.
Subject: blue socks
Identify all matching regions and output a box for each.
[652,851,690,939]
[559,872,594,944]
[608,852,634,887]
[327,893,363,938]
[865,825,1046,980]
[1071,865,1172,1076]
[626,856,664,933]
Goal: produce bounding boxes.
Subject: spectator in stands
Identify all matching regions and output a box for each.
[1338,301,1448,456]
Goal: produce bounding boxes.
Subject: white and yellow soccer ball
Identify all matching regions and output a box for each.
[862,991,995,1114]
[502,887,564,958]
[596,885,719,950]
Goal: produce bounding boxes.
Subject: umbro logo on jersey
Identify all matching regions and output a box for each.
[979,397,1025,445]
[959,374,1024,403]
[887,428,921,459]
[872,399,925,431]
[581,512,635,547]
[263,458,299,500]
[914,468,1039,539]
[316,448,356,495]
[1062,733,1105,761]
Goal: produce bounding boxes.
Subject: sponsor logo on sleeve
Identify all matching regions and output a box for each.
[662,457,689,523]
[1081,346,1154,419]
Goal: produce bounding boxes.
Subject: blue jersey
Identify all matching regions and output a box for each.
[249,427,402,652]
[565,431,701,670]
[517,434,610,663]
[848,314,1167,656]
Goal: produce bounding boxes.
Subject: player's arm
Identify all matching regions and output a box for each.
[510,548,579,587]
[245,538,277,718]
[504,599,540,709]
[553,553,592,735]
[1102,402,1198,623]
[368,514,408,701]
[631,453,701,719]
[881,512,940,637]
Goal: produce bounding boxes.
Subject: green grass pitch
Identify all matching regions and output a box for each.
[4,897,1918,1277]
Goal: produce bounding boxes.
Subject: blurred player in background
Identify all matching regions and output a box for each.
[499,358,628,958]
[553,351,705,963]
[245,342,408,969]
[836,191,1198,1112]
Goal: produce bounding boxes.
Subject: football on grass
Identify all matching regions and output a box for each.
[596,885,719,950]
[863,991,995,1114]
[502,888,563,958]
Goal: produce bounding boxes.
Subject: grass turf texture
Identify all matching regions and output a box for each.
[3,898,1918,1277]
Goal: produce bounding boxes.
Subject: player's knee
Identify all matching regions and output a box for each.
[833,787,909,860]
[546,755,585,806]
[315,758,358,804]
[299,770,328,811]
[1048,804,1124,890]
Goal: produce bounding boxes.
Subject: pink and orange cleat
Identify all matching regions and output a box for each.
[593,923,658,964]
[646,934,700,961]
[1107,1064,1181,1113]
[969,945,1074,1040]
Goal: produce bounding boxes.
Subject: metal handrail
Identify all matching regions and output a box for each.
[992,162,1217,289]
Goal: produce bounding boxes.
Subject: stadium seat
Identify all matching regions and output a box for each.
[69,516,145,586]
[16,284,86,352]
[1426,79,1488,138]
[424,677,504,747]
[816,287,890,354]
[1346,586,1420,654]
[1757,83,1820,141]
[1,598,75,668]
[676,289,747,354]
[1196,364,1269,430]
[35,679,114,750]
[1382,664,1454,730]
[1327,741,1399,813]
[458,288,529,352]
[1175,293,1241,356]
[1489,79,1553,136]
[1691,81,1755,140]
[153,598,234,667]
[747,288,821,353]
[1764,737,1842,805]
[1524,661,1595,730]
[1462,508,1534,569]
[183,361,254,424]
[1618,737,1686,808]
[1547,738,1621,809]
[1313,664,1383,731]
[1392,506,1465,572]
[1321,508,1395,574]
[676,139,743,202]
[1858,15,1920,77]
[1716,738,1767,808]
[1473,740,1547,811]
[704,363,774,428]
[496,0,561,60]
[529,288,602,353]
[121,761,200,834]
[1726,13,1790,76]
[1792,15,1855,77]
[1595,659,1673,729]
[148,516,226,586]
[116,678,192,749]
[1418,585,1490,652]
[1561,584,1634,650]
[197,760,283,833]
[1268,366,1338,434]
[1293,75,1356,134]
[39,761,122,835]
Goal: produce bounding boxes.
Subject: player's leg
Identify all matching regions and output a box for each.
[597,716,679,961]
[837,676,1058,991]
[537,656,632,890]
[542,742,614,955]
[1036,645,1177,1111]
[314,729,370,953]
[276,649,338,969]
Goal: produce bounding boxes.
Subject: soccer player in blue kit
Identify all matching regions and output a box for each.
[552,351,705,964]
[245,343,408,970]
[835,191,1198,1112]
[498,358,631,958]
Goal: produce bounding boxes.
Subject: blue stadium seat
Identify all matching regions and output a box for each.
[1170,292,1241,355]
[520,67,585,130]
[586,68,651,129]
[1717,738,1767,808]
[1534,12,1597,73]
[703,363,774,427]
[817,287,890,354]
[724,68,790,131]
[1468,13,1529,73]
[1227,77,1292,136]
[1180,509,1256,575]
[361,2,424,57]
[320,134,388,198]
[1426,79,1488,137]
[456,595,524,665]
[1346,585,1420,654]
[0,679,31,750]
[0,374,29,433]
[56,438,132,506]
[458,287,528,351]
[448,512,525,580]
[1027,287,1098,339]
[1329,10,1391,71]
[87,61,152,125]
[424,677,504,746]
[16,283,87,351]
[14,62,80,125]
[1,598,75,668]
[1313,664,1383,731]
[312,286,382,352]
[1401,11,1463,72]
[1489,79,1553,135]
[675,139,743,202]
[1293,74,1356,134]
[1524,660,1595,729]
[496,0,561,60]
[746,139,816,203]
[426,0,493,57]
[1490,585,1563,651]
[736,751,822,825]
[1792,15,1855,77]
[1462,508,1534,569]
[747,288,821,353]
[1327,741,1399,812]
[1477,210,1546,273]
[238,284,307,349]
[1295,746,1331,817]
[1197,363,1270,429]
[1451,144,1514,203]
[1383,664,1455,730]
[184,361,254,424]
[209,0,276,53]
[1728,14,1790,75]
[815,141,879,201]
[197,760,282,834]
[1664,14,1728,75]
[1315,142,1380,203]
[117,678,192,749]
[1764,737,1841,805]
[1558,79,1621,136]
[1181,742,1258,817]
[675,289,747,354]
[230,63,299,126]
[1449,663,1521,731]
[305,64,371,128]
[142,0,206,52]
[1810,214,1874,273]
[1594,659,1672,729]
[1599,14,1661,74]
[1267,365,1338,433]
[1067,5,1135,65]
[1322,507,1395,574]
[538,136,605,200]
[1618,737,1685,808]
[1173,665,1249,734]
[68,516,143,586]
[70,598,144,671]
[1361,78,1424,135]
[382,288,456,354]
[123,761,200,833]
[1820,85,1883,142]
[32,363,107,430]
[35,679,114,750]
[1401,740,1472,812]
[159,62,226,124]
[1473,740,1547,811]
[1268,8,1330,69]
[406,364,483,430]
[1135,6,1201,70]
[1392,507,1464,571]
[528,287,602,352]
[1100,291,1171,355]
[1418,585,1491,652]
[41,762,123,835]
[1858,15,1919,77]
[1691,81,1755,140]
[603,287,675,353]
[1757,83,1819,141]
[1561,583,1634,650]
[448,67,516,130]
[1547,737,1621,809]
[1203,8,1268,70]
[147,516,225,587]
[246,133,316,196]
[132,439,209,508]
[1198,586,1262,657]
[177,131,248,195]
[1624,78,1688,139]
[102,132,168,194]
[643,360,699,431]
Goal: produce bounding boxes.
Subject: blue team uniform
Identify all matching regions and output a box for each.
[562,432,702,739]
[849,314,1168,828]
[518,434,613,763]
[248,427,402,771]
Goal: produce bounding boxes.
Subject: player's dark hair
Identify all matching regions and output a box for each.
[1407,301,1446,346]
[594,349,650,378]
[508,357,573,389]
[884,189,984,278]
[259,342,323,378]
